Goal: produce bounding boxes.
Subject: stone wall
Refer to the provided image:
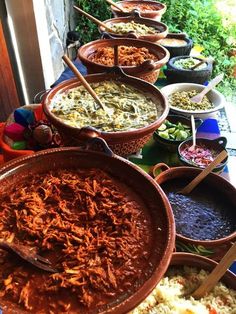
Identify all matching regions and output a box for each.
[44,0,75,82]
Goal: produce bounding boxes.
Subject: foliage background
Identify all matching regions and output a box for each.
[74,0,236,97]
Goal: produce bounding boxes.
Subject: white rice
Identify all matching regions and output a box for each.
[131,266,236,314]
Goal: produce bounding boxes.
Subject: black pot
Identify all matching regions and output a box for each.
[160,33,193,58]
[164,55,213,84]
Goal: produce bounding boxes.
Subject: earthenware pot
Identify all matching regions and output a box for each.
[178,137,228,172]
[99,10,168,42]
[0,143,175,314]
[78,38,170,84]
[159,33,193,58]
[152,164,236,261]
[170,252,236,288]
[164,55,213,84]
[42,67,169,156]
[153,114,203,152]
[111,0,166,21]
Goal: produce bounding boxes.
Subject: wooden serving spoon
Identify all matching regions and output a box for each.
[190,73,224,104]
[179,149,228,195]
[192,242,236,299]
[62,55,110,116]
[105,0,127,13]
[73,5,114,33]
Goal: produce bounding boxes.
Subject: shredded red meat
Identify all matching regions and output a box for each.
[0,168,152,313]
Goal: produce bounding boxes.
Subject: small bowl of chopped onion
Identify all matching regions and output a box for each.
[153,114,202,152]
[178,137,228,172]
[161,82,225,118]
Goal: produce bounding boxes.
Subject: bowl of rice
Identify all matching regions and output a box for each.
[161,82,225,118]
[131,252,236,314]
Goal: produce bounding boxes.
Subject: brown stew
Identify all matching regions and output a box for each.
[162,179,236,241]
[0,169,154,313]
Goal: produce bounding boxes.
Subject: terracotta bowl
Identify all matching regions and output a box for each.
[178,137,228,172]
[151,164,236,261]
[99,11,168,42]
[78,38,170,84]
[111,1,167,21]
[42,69,169,156]
[153,114,203,152]
[0,145,175,314]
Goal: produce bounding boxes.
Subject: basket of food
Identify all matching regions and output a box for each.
[78,38,170,84]
[42,67,169,156]
[111,0,167,21]
[0,144,175,313]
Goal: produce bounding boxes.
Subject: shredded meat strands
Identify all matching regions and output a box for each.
[0,168,153,313]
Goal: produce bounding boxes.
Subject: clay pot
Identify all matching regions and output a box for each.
[171,252,236,288]
[178,137,228,172]
[78,38,170,84]
[111,1,167,21]
[152,164,236,261]
[164,55,213,84]
[0,144,175,314]
[159,33,193,59]
[99,11,168,42]
[42,68,169,156]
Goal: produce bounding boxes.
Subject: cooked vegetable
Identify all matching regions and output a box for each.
[174,57,207,70]
[169,90,214,111]
[109,21,157,36]
[156,119,191,141]
[50,81,159,132]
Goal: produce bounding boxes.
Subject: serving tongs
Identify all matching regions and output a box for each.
[0,240,57,273]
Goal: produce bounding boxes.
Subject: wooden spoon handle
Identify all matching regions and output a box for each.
[198,73,224,98]
[105,0,126,13]
[62,55,106,112]
[192,242,236,299]
[190,60,206,70]
[180,150,228,195]
[73,5,114,32]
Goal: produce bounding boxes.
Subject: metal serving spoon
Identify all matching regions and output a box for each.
[0,240,57,273]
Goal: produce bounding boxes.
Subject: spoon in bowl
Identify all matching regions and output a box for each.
[192,241,236,299]
[179,149,228,195]
[105,0,127,13]
[190,73,224,104]
[188,115,196,152]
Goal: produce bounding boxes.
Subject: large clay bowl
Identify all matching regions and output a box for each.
[99,13,168,42]
[152,164,236,261]
[111,1,167,21]
[42,70,169,156]
[0,146,175,314]
[78,38,170,84]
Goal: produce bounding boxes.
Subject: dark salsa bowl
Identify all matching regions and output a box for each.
[0,146,175,314]
[152,163,236,261]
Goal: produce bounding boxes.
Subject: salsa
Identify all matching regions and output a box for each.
[162,179,236,240]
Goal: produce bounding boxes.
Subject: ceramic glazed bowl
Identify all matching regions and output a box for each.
[78,38,170,84]
[153,114,203,152]
[42,69,169,156]
[159,33,193,58]
[161,82,225,118]
[99,11,168,42]
[111,1,167,21]
[178,137,228,172]
[152,164,236,261]
[0,145,175,314]
[164,55,213,84]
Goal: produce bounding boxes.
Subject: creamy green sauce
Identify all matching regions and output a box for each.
[109,21,157,36]
[50,81,159,132]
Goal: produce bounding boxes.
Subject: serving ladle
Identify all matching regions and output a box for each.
[0,240,57,273]
[192,241,236,299]
[105,0,127,13]
[179,149,228,195]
